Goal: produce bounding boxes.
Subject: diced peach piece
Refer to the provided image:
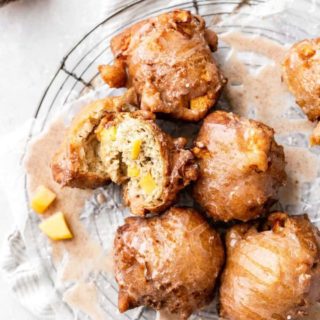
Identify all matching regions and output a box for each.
[39,212,73,241]
[190,95,210,111]
[131,139,142,160]
[128,166,140,178]
[31,185,56,214]
[97,126,117,142]
[139,173,157,194]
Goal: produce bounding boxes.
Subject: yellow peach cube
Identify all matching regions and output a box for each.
[31,185,56,214]
[139,173,157,194]
[97,126,117,142]
[128,166,140,178]
[190,95,210,111]
[39,212,73,241]
[246,151,268,172]
[131,139,142,160]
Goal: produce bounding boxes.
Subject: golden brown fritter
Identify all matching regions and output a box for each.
[99,10,226,121]
[193,111,286,222]
[114,207,224,319]
[51,89,138,189]
[96,112,198,215]
[52,91,198,213]
[282,38,320,121]
[220,212,320,320]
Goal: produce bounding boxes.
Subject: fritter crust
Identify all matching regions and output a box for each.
[51,89,138,189]
[193,111,286,222]
[99,10,226,121]
[114,207,225,319]
[282,38,320,121]
[220,213,320,320]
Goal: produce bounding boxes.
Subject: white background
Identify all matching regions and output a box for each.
[0,0,116,318]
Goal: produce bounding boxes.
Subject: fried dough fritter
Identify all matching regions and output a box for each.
[282,38,320,121]
[193,111,286,222]
[51,93,198,214]
[97,112,198,215]
[51,89,138,189]
[220,213,320,320]
[114,207,225,319]
[99,10,226,121]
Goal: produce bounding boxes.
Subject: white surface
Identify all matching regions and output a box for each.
[0,0,115,318]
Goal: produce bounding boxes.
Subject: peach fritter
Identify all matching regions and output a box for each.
[99,10,226,121]
[220,212,320,320]
[193,111,286,222]
[282,38,320,121]
[114,207,224,319]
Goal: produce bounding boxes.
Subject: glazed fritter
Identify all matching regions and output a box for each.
[282,38,320,121]
[220,212,320,320]
[114,207,225,319]
[193,111,286,222]
[96,112,198,215]
[99,10,226,121]
[51,89,138,189]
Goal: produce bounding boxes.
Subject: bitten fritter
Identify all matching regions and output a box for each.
[96,112,198,215]
[220,212,320,320]
[282,38,320,121]
[114,207,225,319]
[99,10,226,121]
[51,89,138,189]
[193,111,286,222]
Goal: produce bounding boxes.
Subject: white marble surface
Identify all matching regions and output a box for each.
[0,0,116,318]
